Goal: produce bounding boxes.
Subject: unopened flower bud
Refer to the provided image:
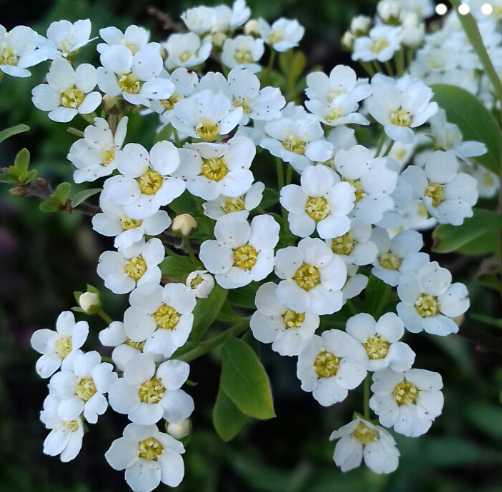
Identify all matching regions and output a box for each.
[36,178,49,188]
[9,186,27,197]
[377,0,401,24]
[79,292,101,314]
[244,19,260,36]
[167,418,192,440]
[186,270,215,299]
[341,31,355,52]
[350,15,372,36]
[212,32,227,48]
[172,214,197,237]
[159,46,167,61]
[401,14,425,47]
[102,95,123,115]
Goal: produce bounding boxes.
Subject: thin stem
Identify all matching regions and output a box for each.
[384,61,394,77]
[178,321,250,363]
[363,373,371,420]
[375,132,387,157]
[371,60,382,74]
[183,237,198,265]
[359,61,375,77]
[395,48,405,77]
[101,356,114,364]
[262,50,277,86]
[374,283,391,319]
[109,114,116,135]
[67,127,84,138]
[164,245,179,257]
[98,310,113,325]
[406,47,414,69]
[81,113,96,125]
[285,163,293,186]
[276,157,284,190]
[172,128,181,147]
[382,140,395,157]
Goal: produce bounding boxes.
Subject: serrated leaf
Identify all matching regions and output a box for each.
[432,208,502,255]
[364,275,391,319]
[221,336,275,420]
[14,148,30,176]
[39,199,61,212]
[191,285,228,342]
[227,283,258,309]
[213,385,248,442]
[0,124,29,145]
[160,256,202,282]
[431,84,502,175]
[55,182,71,205]
[72,188,102,207]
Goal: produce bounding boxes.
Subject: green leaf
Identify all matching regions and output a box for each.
[213,386,248,441]
[0,173,20,184]
[431,84,502,175]
[191,285,228,342]
[14,148,30,176]
[289,51,306,85]
[160,256,201,282]
[216,302,241,322]
[227,283,258,309]
[169,190,199,215]
[72,188,102,207]
[432,208,502,255]
[55,182,71,205]
[39,199,61,213]
[260,188,280,209]
[0,124,29,145]
[221,336,275,420]
[469,313,502,329]
[364,275,391,319]
[153,123,173,144]
[279,49,294,77]
[24,169,37,183]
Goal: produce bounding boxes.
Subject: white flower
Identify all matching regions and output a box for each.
[306,92,370,127]
[367,74,438,144]
[274,238,347,315]
[186,270,215,299]
[280,165,356,239]
[400,199,437,231]
[469,163,499,199]
[32,58,102,123]
[124,282,196,358]
[297,330,366,406]
[68,117,128,183]
[164,32,212,70]
[38,19,93,59]
[97,25,150,55]
[200,214,280,289]
[370,368,444,437]
[40,395,84,462]
[214,0,251,32]
[352,25,402,63]
[203,181,265,220]
[181,6,218,34]
[31,311,89,379]
[105,423,185,491]
[342,266,369,301]
[97,238,164,295]
[397,261,469,336]
[48,351,117,424]
[258,18,305,52]
[250,282,320,356]
[221,35,264,72]
[108,353,194,425]
[330,417,399,473]
[104,141,184,220]
[153,68,199,118]
[346,313,416,372]
[92,191,171,249]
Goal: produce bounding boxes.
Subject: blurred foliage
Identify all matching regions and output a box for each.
[1,0,502,491]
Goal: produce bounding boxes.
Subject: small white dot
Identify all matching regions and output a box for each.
[436,3,448,15]
[458,3,470,15]
[481,3,493,15]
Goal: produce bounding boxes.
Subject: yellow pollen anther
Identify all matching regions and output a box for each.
[394,148,406,161]
[344,179,365,202]
[233,96,252,114]
[75,377,97,402]
[331,233,356,255]
[327,90,343,103]
[139,378,165,404]
[179,51,193,64]
[196,118,219,141]
[222,196,245,213]
[294,264,321,291]
[54,337,72,359]
[305,196,330,221]
[314,348,340,378]
[138,169,163,195]
[393,380,419,405]
[282,309,305,329]
[99,147,116,166]
[326,105,346,123]
[378,252,402,271]
[161,91,183,111]
[371,37,389,54]
[125,256,147,281]
[363,336,390,359]
[121,215,143,230]
[424,182,445,207]
[390,109,413,127]
[154,304,180,330]
[414,294,439,318]
[0,45,17,66]
[233,48,253,64]
[138,437,164,460]
[484,173,495,187]
[202,157,228,181]
[190,275,204,289]
[283,135,306,155]
[125,338,146,350]
[233,244,258,270]
[62,420,80,432]
[118,72,141,94]
[353,421,379,445]
[61,88,85,109]
[269,30,284,45]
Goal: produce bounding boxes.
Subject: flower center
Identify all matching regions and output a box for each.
[154,304,180,330]
[62,420,80,432]
[363,336,389,360]
[75,377,97,402]
[138,437,164,460]
[353,422,379,445]
[233,96,252,114]
[161,91,183,111]
[138,169,163,195]
[283,135,306,155]
[393,381,419,405]
[269,30,284,44]
[124,42,139,54]
[99,148,116,166]
[325,105,346,124]
[424,182,445,207]
[125,338,146,350]
[0,44,17,65]
[54,337,72,358]
[294,264,321,291]
[414,294,439,318]
[125,256,147,280]
[139,377,165,404]
[378,252,402,271]
[222,196,245,213]
[196,118,219,141]
[202,157,228,181]
[371,37,389,54]
[314,349,340,378]
[118,72,141,94]
[305,196,331,221]
[484,173,495,187]
[344,179,365,202]
[121,215,143,230]
[282,309,305,329]
[390,109,413,127]
[331,233,356,255]
[233,244,258,270]
[179,51,193,63]
[190,275,204,289]
[233,48,252,64]
[61,88,84,109]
